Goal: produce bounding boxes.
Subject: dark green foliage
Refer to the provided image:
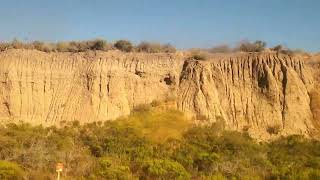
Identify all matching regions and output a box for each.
[95,157,134,179]
[141,159,190,179]
[267,135,320,178]
[114,40,134,52]
[0,113,319,179]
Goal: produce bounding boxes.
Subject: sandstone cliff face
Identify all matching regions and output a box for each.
[0,49,318,139]
[0,50,183,124]
[178,54,316,139]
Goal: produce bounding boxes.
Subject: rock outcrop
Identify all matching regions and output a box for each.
[0,49,318,139]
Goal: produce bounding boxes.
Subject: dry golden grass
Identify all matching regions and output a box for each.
[115,107,190,143]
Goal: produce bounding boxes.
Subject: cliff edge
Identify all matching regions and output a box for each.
[0,49,318,139]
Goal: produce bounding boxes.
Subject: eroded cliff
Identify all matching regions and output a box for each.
[0,49,318,139]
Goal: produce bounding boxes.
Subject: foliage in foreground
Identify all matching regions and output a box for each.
[0,108,319,179]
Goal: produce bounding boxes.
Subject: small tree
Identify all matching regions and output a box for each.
[114,40,133,52]
[96,157,134,179]
[254,40,266,52]
[142,159,190,179]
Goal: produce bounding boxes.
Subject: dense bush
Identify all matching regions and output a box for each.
[141,159,190,179]
[238,40,267,52]
[95,157,134,179]
[0,108,319,179]
[0,161,24,180]
[114,40,133,52]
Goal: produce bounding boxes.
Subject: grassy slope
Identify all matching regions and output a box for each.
[114,107,191,143]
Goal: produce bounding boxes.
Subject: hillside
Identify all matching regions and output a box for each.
[0,49,319,139]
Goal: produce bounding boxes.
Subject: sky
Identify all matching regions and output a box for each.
[0,0,319,51]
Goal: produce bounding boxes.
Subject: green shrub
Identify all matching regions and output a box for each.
[114,40,133,52]
[96,157,134,179]
[142,159,190,179]
[194,152,220,173]
[0,161,24,180]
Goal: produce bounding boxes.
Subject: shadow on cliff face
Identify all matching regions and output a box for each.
[310,89,320,131]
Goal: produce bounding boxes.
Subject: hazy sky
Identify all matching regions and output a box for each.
[0,0,319,51]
